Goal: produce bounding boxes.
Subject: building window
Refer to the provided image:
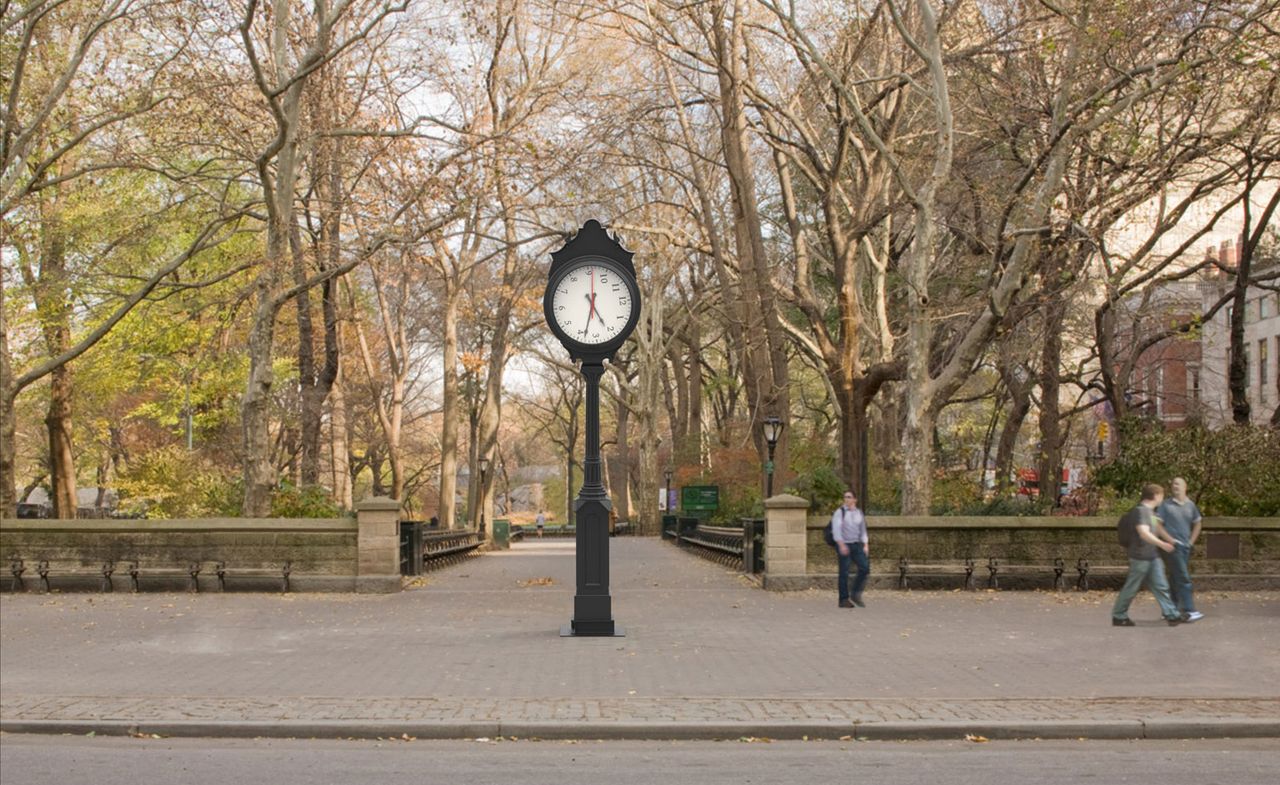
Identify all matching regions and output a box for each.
[1188,366,1201,405]
[1261,340,1270,402]
[1262,297,1272,320]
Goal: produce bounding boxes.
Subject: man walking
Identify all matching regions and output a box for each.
[1112,483,1182,627]
[1157,477,1204,621]
[535,510,546,538]
[832,490,870,608]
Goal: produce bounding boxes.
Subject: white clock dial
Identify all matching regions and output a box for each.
[550,262,634,345]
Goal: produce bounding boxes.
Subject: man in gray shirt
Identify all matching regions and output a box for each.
[832,490,870,608]
[1156,477,1204,621]
[1112,483,1181,627]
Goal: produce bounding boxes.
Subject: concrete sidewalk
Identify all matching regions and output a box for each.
[3,539,1278,740]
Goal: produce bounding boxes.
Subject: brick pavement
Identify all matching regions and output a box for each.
[2,539,1278,739]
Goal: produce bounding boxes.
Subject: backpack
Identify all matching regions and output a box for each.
[1117,512,1132,547]
[823,507,841,547]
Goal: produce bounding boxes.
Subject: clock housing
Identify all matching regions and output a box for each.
[543,220,642,361]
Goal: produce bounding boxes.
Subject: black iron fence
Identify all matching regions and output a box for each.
[400,522,482,576]
[665,517,764,574]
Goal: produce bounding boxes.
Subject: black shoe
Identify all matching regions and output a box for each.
[1112,618,1135,626]
[1166,616,1183,626]
[852,596,866,608]
[839,600,855,608]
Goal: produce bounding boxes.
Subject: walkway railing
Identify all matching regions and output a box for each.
[666,517,764,574]
[400,523,481,576]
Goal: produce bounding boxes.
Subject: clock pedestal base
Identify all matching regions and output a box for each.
[562,495,621,636]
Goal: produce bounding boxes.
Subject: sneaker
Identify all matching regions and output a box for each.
[1166,616,1183,626]
[1185,611,1204,621]
[839,600,855,608]
[852,596,866,608]
[1112,618,1135,627]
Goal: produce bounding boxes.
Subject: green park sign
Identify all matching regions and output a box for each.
[681,485,720,513]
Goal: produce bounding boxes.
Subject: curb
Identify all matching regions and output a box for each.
[3,717,1277,741]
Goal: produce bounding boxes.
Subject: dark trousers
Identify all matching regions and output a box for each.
[1160,543,1196,613]
[838,542,870,602]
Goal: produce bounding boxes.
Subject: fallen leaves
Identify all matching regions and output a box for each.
[964,734,989,743]
[518,577,555,587]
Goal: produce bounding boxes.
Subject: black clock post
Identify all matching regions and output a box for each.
[543,220,641,637]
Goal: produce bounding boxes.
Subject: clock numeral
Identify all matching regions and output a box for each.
[569,275,578,282]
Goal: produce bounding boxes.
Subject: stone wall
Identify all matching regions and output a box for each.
[764,512,1279,591]
[0,497,406,593]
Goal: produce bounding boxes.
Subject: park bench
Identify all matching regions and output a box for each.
[1074,557,1129,591]
[8,556,293,593]
[7,558,116,593]
[210,560,292,593]
[896,556,977,590]
[123,560,204,592]
[985,557,1068,591]
[674,520,765,573]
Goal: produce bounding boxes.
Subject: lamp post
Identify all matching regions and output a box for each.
[664,468,673,512]
[477,456,490,537]
[762,416,784,499]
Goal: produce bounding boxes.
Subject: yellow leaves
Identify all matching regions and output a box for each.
[964,734,989,743]
[517,576,555,587]
[460,351,487,373]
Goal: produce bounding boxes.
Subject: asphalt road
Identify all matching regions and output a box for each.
[2,735,1277,785]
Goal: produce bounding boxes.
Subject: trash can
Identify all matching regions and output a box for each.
[661,515,677,539]
[492,519,511,550]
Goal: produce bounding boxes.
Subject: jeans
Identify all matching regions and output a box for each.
[838,542,870,603]
[1112,557,1180,621]
[1161,543,1197,614]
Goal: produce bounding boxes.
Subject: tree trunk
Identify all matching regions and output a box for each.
[45,364,77,518]
[685,323,705,467]
[32,194,78,519]
[712,0,789,474]
[995,373,1032,496]
[1038,255,1066,505]
[1228,248,1252,425]
[614,391,631,523]
[242,285,281,516]
[0,276,15,517]
[329,361,352,509]
[439,284,461,527]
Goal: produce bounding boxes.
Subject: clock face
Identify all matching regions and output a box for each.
[549,259,636,346]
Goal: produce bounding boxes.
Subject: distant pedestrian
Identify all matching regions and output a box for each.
[1112,483,1181,627]
[831,490,870,608]
[535,510,546,538]
[1156,477,1204,622]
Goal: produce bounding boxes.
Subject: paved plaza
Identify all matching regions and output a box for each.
[2,539,1277,739]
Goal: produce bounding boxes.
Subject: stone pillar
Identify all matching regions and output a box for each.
[356,496,402,593]
[764,493,810,590]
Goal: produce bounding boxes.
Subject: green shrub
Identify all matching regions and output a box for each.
[1094,418,1280,516]
[784,464,845,516]
[270,482,343,518]
[115,446,241,518]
